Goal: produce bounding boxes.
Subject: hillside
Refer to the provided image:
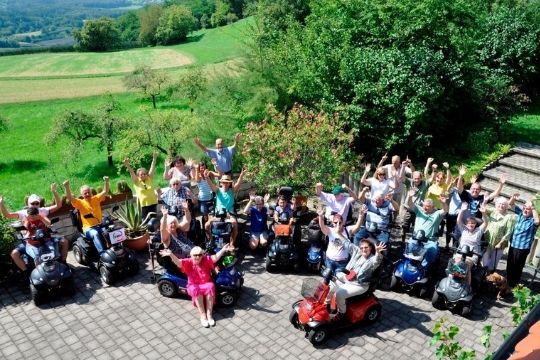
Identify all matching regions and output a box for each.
[0,0,159,47]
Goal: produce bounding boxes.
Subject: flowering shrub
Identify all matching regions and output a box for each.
[241,104,357,195]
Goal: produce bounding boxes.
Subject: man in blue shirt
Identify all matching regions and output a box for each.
[194,133,240,175]
[506,195,539,288]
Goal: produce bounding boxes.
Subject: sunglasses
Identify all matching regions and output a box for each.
[377,173,386,176]
[172,183,180,186]
[192,254,203,257]
[333,221,342,225]
[30,202,40,206]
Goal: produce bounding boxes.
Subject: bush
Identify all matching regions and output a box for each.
[241,104,358,195]
[0,216,17,265]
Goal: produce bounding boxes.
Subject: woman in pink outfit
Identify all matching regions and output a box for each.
[160,244,234,328]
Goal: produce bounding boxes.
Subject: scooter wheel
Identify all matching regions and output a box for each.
[30,283,44,306]
[418,286,428,298]
[462,305,472,317]
[99,266,114,285]
[365,305,381,324]
[72,244,87,265]
[158,279,177,298]
[219,292,237,307]
[289,309,300,329]
[307,327,328,345]
[432,291,444,309]
[265,256,272,272]
[389,275,399,291]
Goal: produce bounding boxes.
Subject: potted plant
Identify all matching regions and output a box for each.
[114,201,154,251]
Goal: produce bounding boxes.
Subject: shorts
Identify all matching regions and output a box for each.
[198,200,212,215]
[26,240,56,260]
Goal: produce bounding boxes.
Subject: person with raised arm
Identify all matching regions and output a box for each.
[124,151,159,220]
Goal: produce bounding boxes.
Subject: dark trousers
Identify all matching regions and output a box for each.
[506,247,530,288]
[445,214,458,247]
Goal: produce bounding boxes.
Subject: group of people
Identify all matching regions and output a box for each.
[2,142,539,325]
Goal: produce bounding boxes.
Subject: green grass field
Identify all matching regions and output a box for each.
[0,18,252,104]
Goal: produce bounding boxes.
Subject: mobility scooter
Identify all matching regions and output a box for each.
[289,268,382,345]
[71,207,139,285]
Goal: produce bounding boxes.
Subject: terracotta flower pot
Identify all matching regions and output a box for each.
[124,232,149,252]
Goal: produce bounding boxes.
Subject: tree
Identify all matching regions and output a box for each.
[115,109,200,166]
[73,17,121,52]
[256,0,540,160]
[117,11,141,47]
[123,65,168,109]
[169,69,207,113]
[138,4,163,46]
[155,5,197,45]
[46,94,127,167]
[210,0,231,27]
[241,104,358,195]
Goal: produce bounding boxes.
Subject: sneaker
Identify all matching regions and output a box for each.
[200,318,209,328]
[330,311,345,323]
[208,317,216,327]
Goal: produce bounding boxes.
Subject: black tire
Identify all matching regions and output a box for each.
[419,286,428,298]
[364,305,381,324]
[99,266,114,285]
[289,309,300,329]
[30,283,44,306]
[219,291,237,307]
[63,278,76,296]
[307,327,328,345]
[292,261,300,273]
[389,275,399,291]
[432,291,444,309]
[129,260,140,275]
[72,244,86,265]
[265,255,272,271]
[158,279,177,298]
[462,305,472,317]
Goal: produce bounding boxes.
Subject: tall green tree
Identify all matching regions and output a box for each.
[73,17,121,52]
[155,5,197,45]
[138,4,163,46]
[169,69,207,113]
[117,11,141,47]
[123,65,168,109]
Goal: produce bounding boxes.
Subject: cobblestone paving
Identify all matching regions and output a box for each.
[3,236,536,360]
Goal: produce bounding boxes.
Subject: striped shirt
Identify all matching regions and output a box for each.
[510,206,539,250]
[197,179,213,202]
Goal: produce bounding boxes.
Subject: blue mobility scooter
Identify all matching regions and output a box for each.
[154,209,244,307]
[390,230,432,297]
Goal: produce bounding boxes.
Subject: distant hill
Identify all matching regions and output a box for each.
[0,0,161,48]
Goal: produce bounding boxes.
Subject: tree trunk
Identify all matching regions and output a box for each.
[151,95,157,109]
[107,145,114,167]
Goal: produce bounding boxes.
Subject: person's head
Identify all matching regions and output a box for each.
[332,185,346,200]
[332,214,344,230]
[190,246,205,263]
[435,171,444,184]
[522,202,534,218]
[173,156,186,169]
[80,185,92,199]
[372,191,385,207]
[359,238,375,257]
[470,182,482,197]
[165,215,179,234]
[219,174,233,189]
[26,206,39,218]
[375,167,387,181]
[137,167,148,181]
[215,138,224,153]
[495,197,508,214]
[465,216,478,231]
[254,195,264,209]
[412,171,422,186]
[27,194,41,208]
[277,195,287,209]
[422,198,434,213]
[169,177,182,190]
[391,155,400,168]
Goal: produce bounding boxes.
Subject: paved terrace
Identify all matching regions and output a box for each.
[1,229,538,360]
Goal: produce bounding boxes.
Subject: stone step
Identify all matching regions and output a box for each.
[479,177,536,204]
[499,153,540,176]
[514,142,540,160]
[482,166,540,194]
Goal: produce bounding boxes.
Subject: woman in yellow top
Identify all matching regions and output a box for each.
[124,152,159,221]
[426,162,451,209]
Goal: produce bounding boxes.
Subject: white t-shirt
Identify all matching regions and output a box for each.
[16,207,49,221]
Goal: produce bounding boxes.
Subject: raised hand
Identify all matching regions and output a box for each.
[499,174,507,184]
[62,179,70,187]
[442,162,449,169]
[407,188,416,198]
[316,204,325,217]
[153,151,159,159]
[123,158,129,166]
[249,191,256,201]
[381,153,388,162]
[375,242,387,254]
[315,182,323,194]
[461,202,469,211]
[159,248,172,257]
[439,193,448,203]
[263,193,270,203]
[103,176,109,182]
[234,133,241,143]
[50,183,58,193]
[432,164,438,170]
[364,163,371,173]
[427,157,434,164]
[459,165,466,176]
